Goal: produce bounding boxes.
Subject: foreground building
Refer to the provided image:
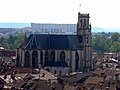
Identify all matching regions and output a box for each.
[16,12,93,75]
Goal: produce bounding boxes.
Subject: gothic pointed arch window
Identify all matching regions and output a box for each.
[80,19,83,28]
[59,70,62,75]
[60,51,65,63]
[75,51,79,71]
[16,51,20,67]
[84,19,86,28]
[32,50,38,68]
[86,36,89,43]
[24,50,30,67]
[50,51,55,63]
[40,51,43,65]
[87,19,89,27]
[45,51,49,66]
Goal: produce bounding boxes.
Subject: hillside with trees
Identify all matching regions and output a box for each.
[93,32,120,53]
[0,33,25,49]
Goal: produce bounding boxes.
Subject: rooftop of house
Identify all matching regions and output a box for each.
[0,67,58,89]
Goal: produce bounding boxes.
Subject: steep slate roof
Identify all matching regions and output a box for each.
[24,34,83,50]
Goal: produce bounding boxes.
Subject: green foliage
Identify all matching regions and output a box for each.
[93,35,108,53]
[0,33,25,49]
[93,32,120,53]
[111,32,120,42]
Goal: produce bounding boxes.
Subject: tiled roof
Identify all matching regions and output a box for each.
[93,68,120,76]
[23,34,83,50]
[0,77,6,84]
[83,76,103,85]
[65,73,91,83]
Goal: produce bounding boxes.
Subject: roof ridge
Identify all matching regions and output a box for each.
[25,35,34,49]
[34,35,39,48]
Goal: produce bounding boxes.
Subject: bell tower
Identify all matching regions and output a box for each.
[77,12,90,34]
[77,12,93,72]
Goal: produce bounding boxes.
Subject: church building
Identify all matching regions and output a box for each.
[16,12,93,75]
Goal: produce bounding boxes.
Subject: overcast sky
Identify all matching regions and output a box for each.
[0,0,120,28]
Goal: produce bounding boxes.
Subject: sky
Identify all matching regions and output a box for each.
[0,0,120,28]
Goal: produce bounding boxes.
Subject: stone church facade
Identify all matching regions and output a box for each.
[16,12,93,75]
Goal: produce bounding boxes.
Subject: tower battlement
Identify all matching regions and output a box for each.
[78,12,90,18]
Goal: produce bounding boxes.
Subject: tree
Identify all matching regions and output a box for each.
[111,32,120,42]
[93,35,108,53]
[109,42,120,53]
[93,32,120,53]
[0,33,25,49]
